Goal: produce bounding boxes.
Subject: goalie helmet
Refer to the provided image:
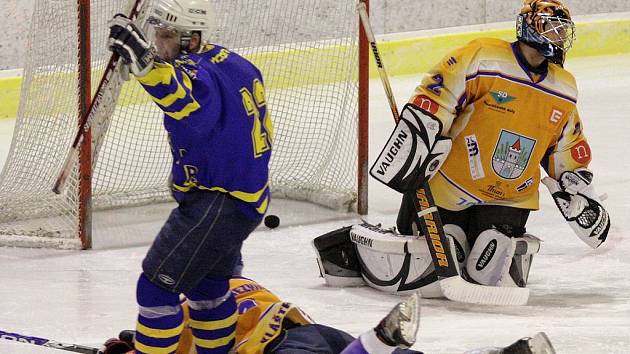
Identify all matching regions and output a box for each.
[516,0,575,65]
[143,0,214,52]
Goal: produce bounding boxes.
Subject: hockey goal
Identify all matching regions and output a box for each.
[0,0,369,249]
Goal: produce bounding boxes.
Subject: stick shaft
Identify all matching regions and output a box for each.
[357,2,400,121]
[53,0,145,194]
[0,330,98,354]
[357,0,459,278]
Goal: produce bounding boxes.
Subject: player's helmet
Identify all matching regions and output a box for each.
[516,0,575,65]
[143,0,213,52]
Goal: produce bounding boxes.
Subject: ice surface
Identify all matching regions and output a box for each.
[0,54,629,353]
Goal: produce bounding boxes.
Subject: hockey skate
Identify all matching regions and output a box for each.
[374,292,420,349]
[501,332,556,354]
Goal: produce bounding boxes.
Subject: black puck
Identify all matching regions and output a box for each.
[264,214,280,229]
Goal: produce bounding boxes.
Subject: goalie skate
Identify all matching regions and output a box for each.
[375,292,420,349]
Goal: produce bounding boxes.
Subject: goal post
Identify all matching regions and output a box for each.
[0,0,370,249]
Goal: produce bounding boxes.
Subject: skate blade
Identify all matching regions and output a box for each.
[398,292,420,347]
[528,332,556,354]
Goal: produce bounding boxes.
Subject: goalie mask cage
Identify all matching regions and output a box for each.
[0,0,370,249]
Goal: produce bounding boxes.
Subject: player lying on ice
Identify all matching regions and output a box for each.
[315,0,610,299]
[99,276,554,354]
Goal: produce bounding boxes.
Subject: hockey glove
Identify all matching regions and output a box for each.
[542,168,610,248]
[97,338,133,354]
[108,14,155,77]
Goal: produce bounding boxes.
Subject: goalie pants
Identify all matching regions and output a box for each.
[142,190,261,294]
[267,324,423,354]
[397,192,531,244]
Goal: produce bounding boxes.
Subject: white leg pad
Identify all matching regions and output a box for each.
[466,229,516,287]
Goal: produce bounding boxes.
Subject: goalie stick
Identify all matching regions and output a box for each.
[0,329,98,353]
[53,0,145,194]
[357,1,528,306]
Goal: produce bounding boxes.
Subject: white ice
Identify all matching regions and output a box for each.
[0,54,629,354]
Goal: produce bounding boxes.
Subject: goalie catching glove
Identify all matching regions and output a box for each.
[542,168,610,248]
[108,14,155,78]
[370,103,451,193]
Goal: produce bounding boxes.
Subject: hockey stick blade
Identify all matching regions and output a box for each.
[439,276,530,306]
[0,329,98,353]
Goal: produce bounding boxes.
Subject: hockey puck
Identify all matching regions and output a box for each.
[264,214,280,229]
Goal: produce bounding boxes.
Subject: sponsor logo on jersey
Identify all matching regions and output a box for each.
[489,91,516,105]
[491,130,536,180]
[476,239,497,271]
[412,95,439,114]
[549,107,565,125]
[484,91,516,114]
[571,140,591,164]
[482,181,506,200]
[516,177,534,192]
[465,135,485,180]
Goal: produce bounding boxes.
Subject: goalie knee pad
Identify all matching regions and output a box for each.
[510,234,541,287]
[312,226,365,287]
[444,224,469,271]
[466,229,516,287]
[466,230,540,288]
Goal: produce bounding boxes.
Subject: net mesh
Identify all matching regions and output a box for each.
[0,0,360,249]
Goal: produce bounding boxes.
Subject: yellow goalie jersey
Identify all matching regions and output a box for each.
[411,38,592,211]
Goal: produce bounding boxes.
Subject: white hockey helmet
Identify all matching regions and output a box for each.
[144,0,214,52]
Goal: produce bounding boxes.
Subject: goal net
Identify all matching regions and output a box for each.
[0,0,368,249]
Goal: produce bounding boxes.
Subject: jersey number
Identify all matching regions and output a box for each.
[240,79,273,158]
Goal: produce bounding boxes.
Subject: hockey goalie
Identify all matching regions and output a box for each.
[313,0,610,298]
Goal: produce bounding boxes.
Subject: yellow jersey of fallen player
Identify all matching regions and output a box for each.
[411,38,592,211]
[229,277,312,354]
[176,277,312,354]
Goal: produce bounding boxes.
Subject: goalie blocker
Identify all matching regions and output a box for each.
[312,222,541,298]
[370,103,452,193]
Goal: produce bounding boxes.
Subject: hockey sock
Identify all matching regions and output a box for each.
[185,277,238,353]
[134,273,184,354]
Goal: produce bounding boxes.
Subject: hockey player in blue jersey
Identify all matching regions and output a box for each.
[107,0,272,353]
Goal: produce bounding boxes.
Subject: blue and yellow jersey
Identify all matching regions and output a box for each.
[410,38,591,211]
[137,44,273,218]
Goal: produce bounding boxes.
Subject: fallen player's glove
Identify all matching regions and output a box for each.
[108,14,155,77]
[542,168,610,248]
[97,338,133,354]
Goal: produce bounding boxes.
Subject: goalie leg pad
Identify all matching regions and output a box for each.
[350,223,438,296]
[466,229,516,287]
[312,226,365,287]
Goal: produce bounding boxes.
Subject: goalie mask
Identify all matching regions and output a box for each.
[143,0,214,56]
[516,0,575,65]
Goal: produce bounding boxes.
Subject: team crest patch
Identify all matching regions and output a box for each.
[491,130,536,180]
